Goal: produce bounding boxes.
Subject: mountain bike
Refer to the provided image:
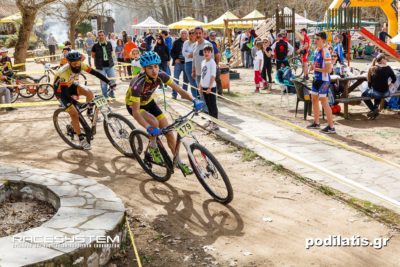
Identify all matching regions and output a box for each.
[53,83,135,156]
[39,61,88,85]
[4,70,55,101]
[129,109,233,204]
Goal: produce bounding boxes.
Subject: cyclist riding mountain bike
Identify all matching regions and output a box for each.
[125,51,204,175]
[53,50,116,150]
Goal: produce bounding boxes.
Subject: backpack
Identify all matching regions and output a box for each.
[275,40,288,60]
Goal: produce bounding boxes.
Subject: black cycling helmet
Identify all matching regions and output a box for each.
[66,50,81,62]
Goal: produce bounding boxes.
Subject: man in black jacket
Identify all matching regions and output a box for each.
[91,30,116,100]
[170,29,188,99]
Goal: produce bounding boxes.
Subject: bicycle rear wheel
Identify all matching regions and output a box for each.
[10,87,19,103]
[53,108,85,149]
[37,77,55,100]
[18,76,37,98]
[189,143,233,204]
[129,130,172,182]
[104,113,135,157]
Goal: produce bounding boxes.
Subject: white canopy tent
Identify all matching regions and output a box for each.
[282,7,317,26]
[390,33,400,45]
[132,16,169,30]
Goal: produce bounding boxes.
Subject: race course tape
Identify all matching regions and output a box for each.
[0,100,59,108]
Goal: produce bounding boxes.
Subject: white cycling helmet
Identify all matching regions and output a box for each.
[0,47,8,53]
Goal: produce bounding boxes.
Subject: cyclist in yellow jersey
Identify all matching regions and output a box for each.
[125,51,204,175]
[54,50,116,150]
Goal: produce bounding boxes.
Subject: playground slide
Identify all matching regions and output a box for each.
[359,27,400,61]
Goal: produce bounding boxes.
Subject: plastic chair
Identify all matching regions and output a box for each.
[292,79,312,120]
[275,72,295,109]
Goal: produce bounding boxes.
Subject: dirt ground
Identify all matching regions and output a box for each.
[1,69,400,266]
[0,195,56,237]
[226,60,400,166]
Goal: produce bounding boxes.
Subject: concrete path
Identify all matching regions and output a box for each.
[170,100,400,213]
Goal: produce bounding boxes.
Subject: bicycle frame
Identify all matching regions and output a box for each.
[154,110,200,172]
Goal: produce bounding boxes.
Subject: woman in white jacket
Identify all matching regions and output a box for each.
[182,28,199,98]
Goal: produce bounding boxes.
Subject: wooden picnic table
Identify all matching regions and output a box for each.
[331,75,367,119]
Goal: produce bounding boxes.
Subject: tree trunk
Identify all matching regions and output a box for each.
[14,10,37,67]
[69,17,78,49]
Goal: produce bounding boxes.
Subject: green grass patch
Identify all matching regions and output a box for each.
[241,148,258,162]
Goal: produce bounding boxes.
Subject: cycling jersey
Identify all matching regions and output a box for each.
[313,47,331,82]
[54,62,110,108]
[125,70,172,107]
[0,56,12,75]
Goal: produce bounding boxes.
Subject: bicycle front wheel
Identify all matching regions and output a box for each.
[129,130,172,182]
[37,77,55,100]
[104,113,135,157]
[189,143,233,204]
[53,108,84,149]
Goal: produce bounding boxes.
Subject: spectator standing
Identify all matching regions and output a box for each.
[170,29,189,99]
[154,34,171,75]
[253,41,266,93]
[208,31,223,95]
[261,39,273,85]
[333,34,344,64]
[192,26,213,113]
[224,46,233,63]
[378,26,392,43]
[145,32,155,52]
[123,36,138,77]
[122,31,128,44]
[130,48,142,76]
[0,48,13,77]
[297,28,311,80]
[84,32,95,67]
[271,33,294,71]
[109,32,118,62]
[239,31,248,67]
[91,30,116,100]
[307,32,335,134]
[199,45,219,131]
[182,29,199,98]
[47,33,57,61]
[161,30,173,55]
[245,30,257,68]
[115,39,127,80]
[362,53,396,119]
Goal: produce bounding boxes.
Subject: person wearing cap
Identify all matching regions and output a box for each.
[0,73,16,112]
[307,32,336,134]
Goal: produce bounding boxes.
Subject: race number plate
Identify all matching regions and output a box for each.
[175,120,195,138]
[93,95,107,108]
